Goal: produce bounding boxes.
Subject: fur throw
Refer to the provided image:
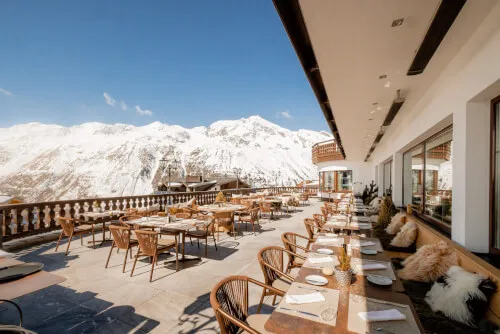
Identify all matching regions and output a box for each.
[425,266,497,327]
[369,197,382,209]
[398,241,458,282]
[390,221,417,248]
[386,213,407,234]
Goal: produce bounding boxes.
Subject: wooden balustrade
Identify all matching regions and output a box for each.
[312,139,344,163]
[0,186,304,242]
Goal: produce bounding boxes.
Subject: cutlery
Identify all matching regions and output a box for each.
[297,285,327,292]
[367,298,408,309]
[280,307,319,318]
[306,279,326,285]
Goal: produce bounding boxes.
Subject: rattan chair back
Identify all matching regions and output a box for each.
[281,232,298,254]
[258,246,284,286]
[134,230,158,256]
[119,215,142,228]
[175,212,191,219]
[214,211,233,225]
[259,201,272,213]
[303,218,316,240]
[126,208,138,215]
[58,217,75,236]
[109,225,132,249]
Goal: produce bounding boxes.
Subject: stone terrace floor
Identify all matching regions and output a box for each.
[0,199,321,333]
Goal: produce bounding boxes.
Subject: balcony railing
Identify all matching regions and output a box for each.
[0,186,317,243]
[312,139,344,164]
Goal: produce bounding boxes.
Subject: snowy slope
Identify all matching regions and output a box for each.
[0,116,331,202]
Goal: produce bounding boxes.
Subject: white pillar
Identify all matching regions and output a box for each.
[392,152,403,207]
[377,164,384,197]
[452,102,490,253]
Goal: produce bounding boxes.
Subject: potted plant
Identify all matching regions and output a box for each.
[334,246,352,288]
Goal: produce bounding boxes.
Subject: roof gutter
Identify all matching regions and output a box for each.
[272,0,346,158]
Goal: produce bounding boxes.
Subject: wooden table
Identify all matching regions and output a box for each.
[311,236,389,262]
[81,211,125,246]
[127,217,210,262]
[198,204,245,232]
[0,258,65,300]
[265,237,424,333]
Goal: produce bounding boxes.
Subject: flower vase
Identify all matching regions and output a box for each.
[334,267,352,288]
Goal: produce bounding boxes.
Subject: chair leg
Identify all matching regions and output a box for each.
[149,255,156,282]
[131,247,140,277]
[272,295,277,306]
[92,226,95,249]
[65,233,74,256]
[213,235,218,251]
[204,237,208,257]
[123,248,129,273]
[175,246,179,271]
[257,289,267,314]
[197,239,200,249]
[190,237,193,246]
[80,234,83,245]
[105,242,115,268]
[55,231,63,252]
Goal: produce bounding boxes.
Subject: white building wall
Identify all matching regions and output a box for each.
[368,2,500,252]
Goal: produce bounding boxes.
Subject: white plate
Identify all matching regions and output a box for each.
[367,274,393,286]
[361,249,377,255]
[305,275,329,286]
[316,248,334,255]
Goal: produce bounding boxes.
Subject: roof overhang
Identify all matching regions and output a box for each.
[273,0,494,161]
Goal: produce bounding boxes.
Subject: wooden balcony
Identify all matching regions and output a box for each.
[312,139,344,164]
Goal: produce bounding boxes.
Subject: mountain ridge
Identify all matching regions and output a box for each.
[0,115,331,202]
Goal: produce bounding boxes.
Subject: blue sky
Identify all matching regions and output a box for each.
[0,1,328,131]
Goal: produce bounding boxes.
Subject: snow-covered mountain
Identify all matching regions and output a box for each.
[0,116,331,202]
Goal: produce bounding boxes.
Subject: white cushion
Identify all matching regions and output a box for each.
[391,221,417,248]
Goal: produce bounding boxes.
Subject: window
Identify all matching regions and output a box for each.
[403,127,453,231]
[320,170,353,192]
[424,129,453,225]
[383,161,392,195]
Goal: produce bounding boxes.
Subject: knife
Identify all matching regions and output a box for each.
[280,307,319,318]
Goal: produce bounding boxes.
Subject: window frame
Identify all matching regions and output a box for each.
[489,95,500,255]
[402,125,453,235]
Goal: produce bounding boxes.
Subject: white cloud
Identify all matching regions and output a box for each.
[103,92,116,107]
[119,100,128,111]
[278,110,293,119]
[0,88,13,96]
[135,105,153,116]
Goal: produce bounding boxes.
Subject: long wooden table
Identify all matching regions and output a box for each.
[264,236,424,333]
[0,258,66,300]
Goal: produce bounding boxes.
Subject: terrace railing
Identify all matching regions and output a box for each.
[0,186,317,243]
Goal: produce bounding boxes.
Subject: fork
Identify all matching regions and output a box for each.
[297,285,327,293]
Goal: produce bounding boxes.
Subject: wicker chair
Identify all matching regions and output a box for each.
[299,194,310,206]
[214,211,235,241]
[230,197,242,205]
[281,232,312,273]
[238,207,260,235]
[55,217,95,255]
[304,218,328,240]
[210,275,284,334]
[258,202,273,222]
[105,225,138,273]
[131,230,178,282]
[184,215,218,257]
[175,212,191,219]
[257,246,298,312]
[125,208,138,215]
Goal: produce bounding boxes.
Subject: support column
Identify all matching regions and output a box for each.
[453,102,490,253]
[392,152,403,207]
[377,164,384,197]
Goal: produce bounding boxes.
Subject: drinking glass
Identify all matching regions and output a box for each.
[320,303,337,322]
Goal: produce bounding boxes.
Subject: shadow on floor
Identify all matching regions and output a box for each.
[0,284,159,333]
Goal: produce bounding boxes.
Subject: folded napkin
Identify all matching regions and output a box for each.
[316,237,343,245]
[351,240,376,247]
[358,309,406,322]
[308,257,334,264]
[285,292,325,305]
[356,263,387,271]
